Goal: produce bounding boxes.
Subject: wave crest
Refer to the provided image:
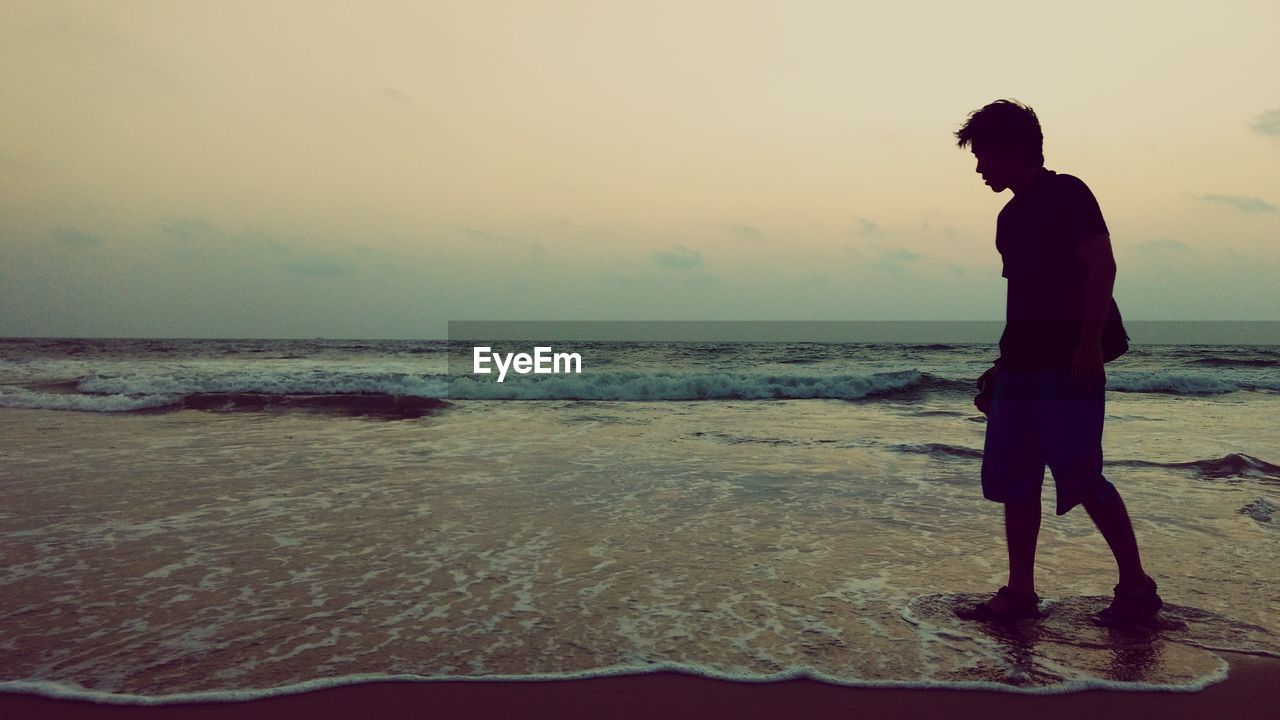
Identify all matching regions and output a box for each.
[1107,371,1279,395]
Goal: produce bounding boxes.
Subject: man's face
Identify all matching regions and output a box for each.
[971,141,1027,193]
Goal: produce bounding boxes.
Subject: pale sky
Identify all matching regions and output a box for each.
[2,0,1277,338]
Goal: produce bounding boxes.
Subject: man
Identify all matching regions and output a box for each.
[952,99,1161,625]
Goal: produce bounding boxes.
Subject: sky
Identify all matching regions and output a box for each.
[2,0,1277,339]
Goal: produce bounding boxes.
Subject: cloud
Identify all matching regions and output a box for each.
[461,227,517,245]
[870,246,922,274]
[1200,194,1278,214]
[530,217,572,233]
[726,223,762,241]
[50,226,101,247]
[381,86,410,104]
[161,216,218,240]
[651,245,703,270]
[1250,109,1280,137]
[282,259,357,277]
[854,217,879,236]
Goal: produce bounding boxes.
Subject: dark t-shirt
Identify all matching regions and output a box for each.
[994,167,1110,369]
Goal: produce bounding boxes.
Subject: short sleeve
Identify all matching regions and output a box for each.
[1057,175,1109,247]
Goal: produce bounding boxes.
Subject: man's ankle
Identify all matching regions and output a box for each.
[1006,581,1036,596]
[1118,572,1152,592]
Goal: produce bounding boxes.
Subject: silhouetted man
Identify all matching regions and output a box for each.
[952,99,1161,625]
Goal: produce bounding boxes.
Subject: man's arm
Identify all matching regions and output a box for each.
[1072,231,1116,391]
[1076,231,1117,347]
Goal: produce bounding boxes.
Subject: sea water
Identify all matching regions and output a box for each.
[0,337,1277,702]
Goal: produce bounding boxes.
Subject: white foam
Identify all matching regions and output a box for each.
[1107,370,1279,394]
[0,656,1231,707]
[0,386,180,412]
[76,368,449,398]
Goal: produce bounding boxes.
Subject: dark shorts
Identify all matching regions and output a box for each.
[981,367,1119,515]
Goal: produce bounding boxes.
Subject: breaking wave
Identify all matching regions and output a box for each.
[1108,453,1280,481]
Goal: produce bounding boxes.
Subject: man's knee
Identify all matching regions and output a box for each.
[1080,477,1122,510]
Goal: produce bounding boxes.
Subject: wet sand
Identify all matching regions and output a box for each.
[1,651,1275,720]
[3,403,1277,707]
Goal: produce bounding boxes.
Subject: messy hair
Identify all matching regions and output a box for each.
[954,99,1044,166]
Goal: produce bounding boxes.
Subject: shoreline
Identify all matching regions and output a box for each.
[0,651,1274,720]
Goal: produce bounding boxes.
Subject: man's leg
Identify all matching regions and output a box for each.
[976,367,1046,612]
[1081,487,1150,591]
[1005,500,1041,594]
[972,500,1041,614]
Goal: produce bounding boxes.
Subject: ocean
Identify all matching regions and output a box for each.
[1,336,1278,702]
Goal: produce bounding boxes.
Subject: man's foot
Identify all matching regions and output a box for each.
[955,585,1041,622]
[1097,575,1163,627]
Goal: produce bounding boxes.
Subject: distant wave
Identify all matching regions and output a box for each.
[1187,357,1278,368]
[76,371,449,398]
[71,369,939,401]
[2,368,452,418]
[445,370,927,400]
[1106,371,1280,395]
[0,369,927,413]
[0,386,450,418]
[5,364,1275,412]
[0,386,182,412]
[1109,453,1280,481]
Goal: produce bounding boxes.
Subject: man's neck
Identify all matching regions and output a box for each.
[1008,165,1048,196]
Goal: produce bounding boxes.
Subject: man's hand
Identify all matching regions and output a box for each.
[974,364,999,414]
[1072,341,1106,393]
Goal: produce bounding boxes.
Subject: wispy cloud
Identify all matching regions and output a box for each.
[1200,194,1278,214]
[631,247,719,289]
[854,217,879,236]
[161,216,218,240]
[381,86,410,104]
[651,245,703,270]
[282,259,357,277]
[870,246,922,274]
[1250,108,1280,137]
[461,227,517,245]
[50,226,101,247]
[726,223,761,241]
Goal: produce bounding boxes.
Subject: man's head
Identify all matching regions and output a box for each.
[954,99,1044,193]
